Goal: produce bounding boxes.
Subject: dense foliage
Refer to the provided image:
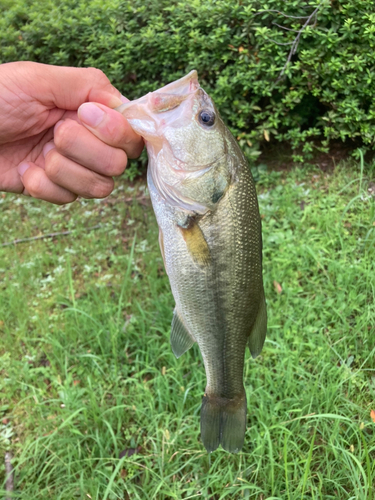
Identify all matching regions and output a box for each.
[1,0,375,160]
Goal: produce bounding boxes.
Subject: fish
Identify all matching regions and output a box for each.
[116,71,267,453]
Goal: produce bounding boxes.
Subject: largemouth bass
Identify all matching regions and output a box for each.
[116,71,267,453]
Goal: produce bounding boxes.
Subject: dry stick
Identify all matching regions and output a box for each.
[272,22,304,32]
[1,195,150,247]
[254,9,311,19]
[0,195,150,247]
[102,195,150,205]
[5,451,14,500]
[276,5,320,82]
[0,224,102,248]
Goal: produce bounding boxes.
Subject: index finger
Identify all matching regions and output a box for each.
[78,102,144,159]
[14,62,124,109]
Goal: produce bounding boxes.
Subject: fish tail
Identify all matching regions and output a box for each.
[200,390,247,453]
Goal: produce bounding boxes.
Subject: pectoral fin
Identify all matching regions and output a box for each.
[247,290,267,359]
[178,219,211,267]
[170,308,195,358]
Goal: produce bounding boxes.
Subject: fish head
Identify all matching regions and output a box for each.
[116,71,227,172]
[117,71,235,213]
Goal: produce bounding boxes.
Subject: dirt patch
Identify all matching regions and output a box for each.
[257,139,358,172]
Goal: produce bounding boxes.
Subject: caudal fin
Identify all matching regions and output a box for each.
[200,391,247,453]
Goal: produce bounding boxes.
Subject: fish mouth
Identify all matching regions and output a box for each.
[115,70,199,117]
[152,70,199,96]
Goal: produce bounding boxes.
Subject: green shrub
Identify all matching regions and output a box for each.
[1,0,375,162]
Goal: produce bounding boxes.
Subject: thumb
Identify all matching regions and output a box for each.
[19,62,124,110]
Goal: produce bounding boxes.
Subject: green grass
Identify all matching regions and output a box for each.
[0,160,374,499]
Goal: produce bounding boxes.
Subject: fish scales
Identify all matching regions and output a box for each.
[116,71,267,453]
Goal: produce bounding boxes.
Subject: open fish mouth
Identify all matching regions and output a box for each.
[115,70,200,116]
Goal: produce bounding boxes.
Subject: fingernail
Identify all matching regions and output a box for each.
[43,141,55,157]
[79,103,105,127]
[17,162,30,177]
[121,94,129,103]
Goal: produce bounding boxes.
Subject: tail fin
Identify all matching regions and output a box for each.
[200,391,247,453]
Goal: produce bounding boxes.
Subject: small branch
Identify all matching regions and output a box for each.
[272,22,303,32]
[102,195,150,205]
[254,9,311,19]
[1,195,150,247]
[5,451,14,500]
[276,6,320,82]
[1,224,101,248]
[265,38,294,46]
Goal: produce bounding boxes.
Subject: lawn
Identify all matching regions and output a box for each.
[0,159,374,499]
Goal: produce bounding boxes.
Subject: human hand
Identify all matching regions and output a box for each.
[0,61,144,204]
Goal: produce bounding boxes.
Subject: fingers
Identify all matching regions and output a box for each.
[78,103,144,159]
[17,62,125,109]
[18,163,77,205]
[44,149,114,199]
[3,63,144,204]
[53,119,128,176]
[18,151,115,204]
[16,104,144,204]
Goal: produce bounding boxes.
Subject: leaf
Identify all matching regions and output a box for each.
[264,130,270,142]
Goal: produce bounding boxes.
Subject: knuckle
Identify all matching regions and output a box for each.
[87,67,108,86]
[56,193,77,205]
[54,120,77,153]
[91,177,114,199]
[26,173,44,198]
[45,150,62,181]
[102,149,127,176]
[127,141,145,160]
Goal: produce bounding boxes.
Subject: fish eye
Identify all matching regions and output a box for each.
[198,109,215,127]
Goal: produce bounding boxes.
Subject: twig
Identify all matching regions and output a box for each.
[1,224,102,248]
[265,38,294,46]
[102,195,150,205]
[5,451,14,500]
[1,195,150,247]
[276,6,320,81]
[254,9,311,19]
[272,22,303,32]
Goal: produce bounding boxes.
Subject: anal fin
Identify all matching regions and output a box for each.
[170,308,195,358]
[247,289,267,359]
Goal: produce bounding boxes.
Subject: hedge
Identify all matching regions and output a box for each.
[1,0,375,162]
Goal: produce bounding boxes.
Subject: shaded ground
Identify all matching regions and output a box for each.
[257,140,358,173]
